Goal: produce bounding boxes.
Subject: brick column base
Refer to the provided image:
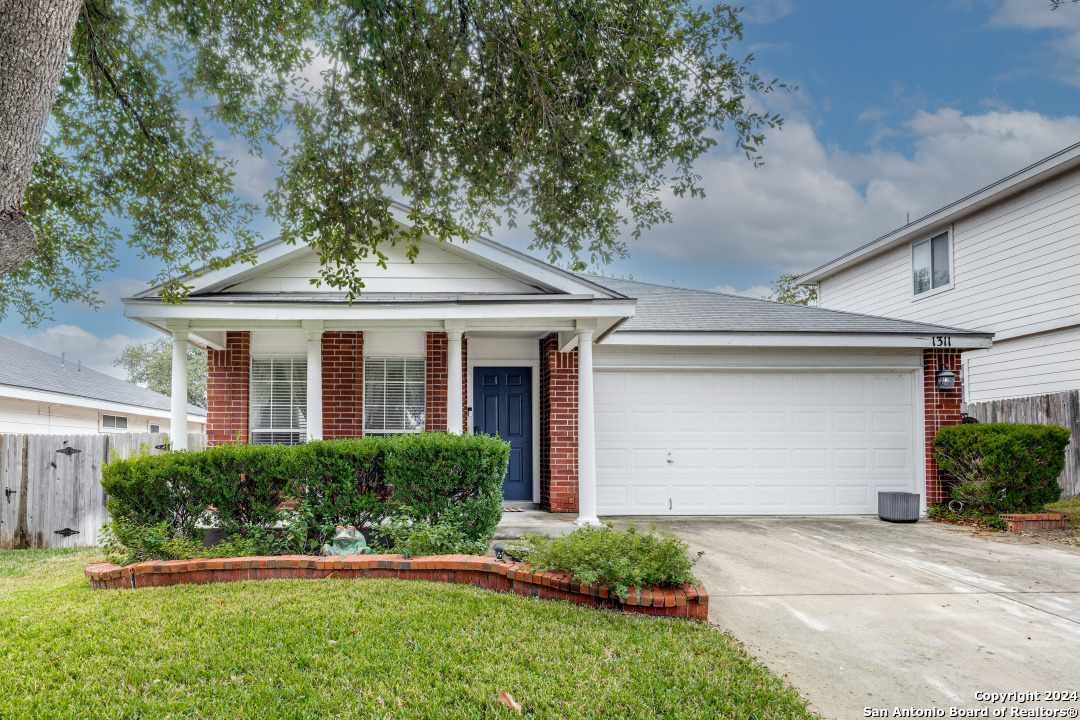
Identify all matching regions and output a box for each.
[322,332,364,439]
[206,331,250,447]
[923,348,965,506]
[540,334,579,512]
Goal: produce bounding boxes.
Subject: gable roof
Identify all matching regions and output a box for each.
[134,203,625,302]
[0,336,206,417]
[799,140,1080,284]
[577,275,992,337]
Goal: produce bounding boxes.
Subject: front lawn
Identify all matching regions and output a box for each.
[0,549,815,719]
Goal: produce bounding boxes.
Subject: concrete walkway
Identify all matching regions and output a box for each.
[641,516,1080,719]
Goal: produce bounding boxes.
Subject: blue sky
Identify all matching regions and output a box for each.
[6,0,1080,377]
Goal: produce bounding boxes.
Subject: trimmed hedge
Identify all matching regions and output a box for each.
[101,433,510,553]
[933,423,1070,513]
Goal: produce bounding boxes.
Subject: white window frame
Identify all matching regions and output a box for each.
[100,413,128,431]
[910,226,954,301]
[249,356,308,445]
[363,357,426,435]
[148,423,161,434]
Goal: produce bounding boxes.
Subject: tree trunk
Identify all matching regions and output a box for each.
[0,0,82,275]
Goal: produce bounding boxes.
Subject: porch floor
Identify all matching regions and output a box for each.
[494,508,577,539]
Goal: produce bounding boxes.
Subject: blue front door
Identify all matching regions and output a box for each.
[473,367,532,501]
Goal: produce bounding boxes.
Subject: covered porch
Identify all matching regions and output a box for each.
[127,294,634,525]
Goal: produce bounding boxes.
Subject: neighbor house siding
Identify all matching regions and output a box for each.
[962,326,1080,403]
[206,331,251,446]
[819,167,1080,404]
[819,169,1080,335]
[0,398,189,435]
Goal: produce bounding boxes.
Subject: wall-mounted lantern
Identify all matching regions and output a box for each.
[935,365,956,392]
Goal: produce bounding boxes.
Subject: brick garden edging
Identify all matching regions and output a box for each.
[84,554,709,621]
[999,513,1070,533]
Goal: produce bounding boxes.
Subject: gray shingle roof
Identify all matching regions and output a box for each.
[577,275,992,336]
[0,336,206,416]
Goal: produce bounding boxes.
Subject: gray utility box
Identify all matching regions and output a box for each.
[878,491,921,523]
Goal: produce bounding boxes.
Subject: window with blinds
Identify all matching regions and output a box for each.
[250,357,307,445]
[363,358,425,434]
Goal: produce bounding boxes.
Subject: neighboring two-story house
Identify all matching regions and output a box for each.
[800,141,1080,495]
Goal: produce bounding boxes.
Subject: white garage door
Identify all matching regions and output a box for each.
[595,370,918,515]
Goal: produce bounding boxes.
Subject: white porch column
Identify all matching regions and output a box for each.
[170,329,189,450]
[446,327,464,434]
[575,327,600,526]
[306,330,323,440]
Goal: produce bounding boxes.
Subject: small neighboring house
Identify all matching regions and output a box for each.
[0,336,206,435]
[123,206,991,521]
[801,141,1080,408]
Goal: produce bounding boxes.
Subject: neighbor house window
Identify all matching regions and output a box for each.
[101,414,128,429]
[912,230,950,295]
[250,357,307,444]
[149,424,160,434]
[363,358,425,434]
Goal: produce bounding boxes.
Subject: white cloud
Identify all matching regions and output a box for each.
[742,0,797,25]
[89,278,148,309]
[8,325,150,380]
[711,284,773,299]
[991,0,1080,85]
[628,106,1080,273]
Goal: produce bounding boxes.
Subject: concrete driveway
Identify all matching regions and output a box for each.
[640,516,1080,719]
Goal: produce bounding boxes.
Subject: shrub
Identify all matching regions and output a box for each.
[100,517,265,566]
[378,518,489,558]
[933,423,1070,514]
[517,524,702,601]
[100,433,510,558]
[382,433,508,542]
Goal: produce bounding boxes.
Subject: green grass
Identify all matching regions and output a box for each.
[0,549,815,720]
[1045,496,1080,527]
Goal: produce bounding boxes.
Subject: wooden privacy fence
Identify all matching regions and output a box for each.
[962,390,1080,497]
[0,432,205,550]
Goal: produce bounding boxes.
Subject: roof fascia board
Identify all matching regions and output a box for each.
[0,384,206,421]
[123,298,637,323]
[799,141,1080,284]
[605,332,993,349]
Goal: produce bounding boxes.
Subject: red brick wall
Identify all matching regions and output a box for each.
[322,331,364,439]
[206,331,250,447]
[426,332,448,432]
[923,348,965,505]
[539,334,578,512]
[461,338,469,431]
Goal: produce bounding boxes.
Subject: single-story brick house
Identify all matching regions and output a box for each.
[124,217,992,523]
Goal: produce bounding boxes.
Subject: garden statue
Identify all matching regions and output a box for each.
[322,525,369,556]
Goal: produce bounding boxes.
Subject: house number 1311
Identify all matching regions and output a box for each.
[932,336,952,347]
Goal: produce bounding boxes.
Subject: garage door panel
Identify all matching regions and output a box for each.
[752,411,787,433]
[596,370,917,515]
[793,411,828,432]
[631,485,669,512]
[632,411,667,432]
[632,448,668,468]
[713,411,750,432]
[753,448,787,469]
[873,411,909,433]
[833,411,868,432]
[792,448,828,469]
